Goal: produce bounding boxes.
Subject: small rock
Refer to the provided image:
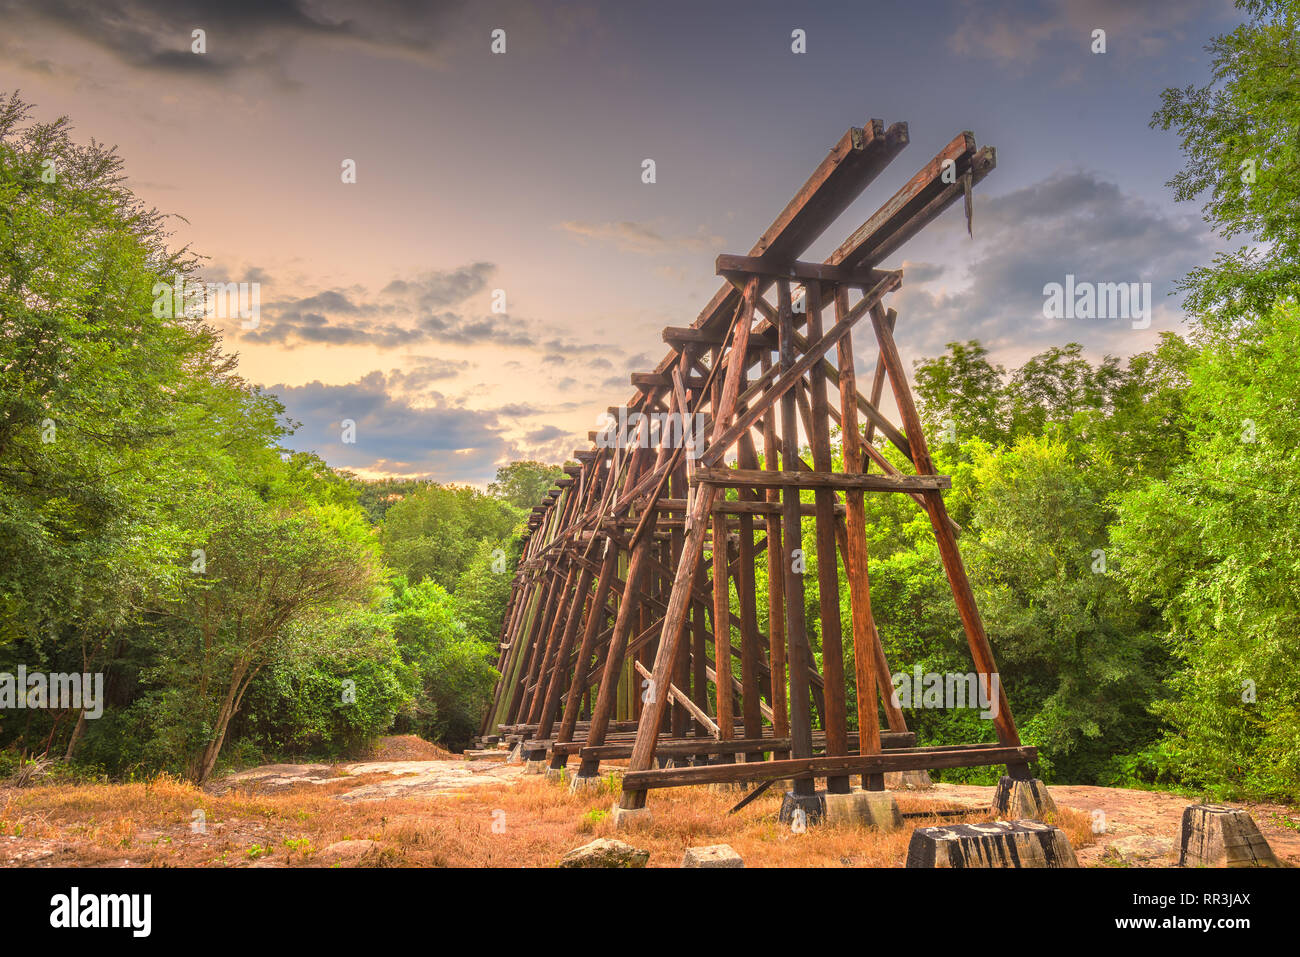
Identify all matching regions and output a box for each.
[321,839,380,859]
[682,844,743,868]
[558,838,649,868]
[1107,835,1175,864]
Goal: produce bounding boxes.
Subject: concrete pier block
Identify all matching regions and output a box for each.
[778,790,825,828]
[823,789,902,830]
[907,820,1079,868]
[568,773,605,794]
[776,788,900,830]
[524,759,547,775]
[1178,804,1281,868]
[991,776,1057,820]
[610,803,653,831]
[544,766,569,784]
[884,769,933,791]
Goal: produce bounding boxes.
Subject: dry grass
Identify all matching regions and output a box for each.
[0,766,1097,868]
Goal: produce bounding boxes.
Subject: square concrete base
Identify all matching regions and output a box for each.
[524,759,547,775]
[776,788,902,830]
[611,804,653,831]
[545,767,569,784]
[778,790,825,827]
[568,773,605,794]
[991,776,1057,820]
[885,770,933,791]
[1179,804,1281,867]
[823,789,903,830]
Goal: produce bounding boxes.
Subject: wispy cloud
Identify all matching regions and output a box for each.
[558,219,725,255]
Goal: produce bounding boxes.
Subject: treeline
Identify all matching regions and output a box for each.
[0,90,562,781]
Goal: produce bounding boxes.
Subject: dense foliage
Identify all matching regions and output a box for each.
[0,92,543,777]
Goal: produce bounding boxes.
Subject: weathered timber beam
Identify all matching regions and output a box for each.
[622,745,1039,790]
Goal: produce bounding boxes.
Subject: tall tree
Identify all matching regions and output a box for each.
[1152,0,1300,327]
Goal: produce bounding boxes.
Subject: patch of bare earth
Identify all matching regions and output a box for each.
[1,760,1295,868]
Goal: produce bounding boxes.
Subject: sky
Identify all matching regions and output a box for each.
[0,0,1241,484]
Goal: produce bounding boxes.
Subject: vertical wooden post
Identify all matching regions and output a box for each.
[761,352,790,756]
[619,281,758,809]
[777,280,816,797]
[834,288,884,790]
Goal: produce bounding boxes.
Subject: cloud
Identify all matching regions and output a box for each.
[386,357,471,392]
[882,169,1213,365]
[946,0,1214,70]
[271,371,508,482]
[381,262,496,310]
[236,262,539,348]
[0,0,472,77]
[558,219,725,255]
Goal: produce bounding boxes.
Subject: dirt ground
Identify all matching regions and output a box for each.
[0,738,1295,868]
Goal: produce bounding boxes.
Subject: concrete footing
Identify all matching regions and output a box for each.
[777,788,901,830]
[907,819,1079,868]
[885,769,933,791]
[544,766,569,783]
[1179,804,1281,867]
[568,773,604,794]
[991,776,1057,820]
[611,804,653,831]
[523,759,547,775]
[506,743,523,764]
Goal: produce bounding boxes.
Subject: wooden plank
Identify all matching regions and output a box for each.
[692,468,949,493]
[634,659,718,738]
[622,745,1040,790]
[716,253,893,288]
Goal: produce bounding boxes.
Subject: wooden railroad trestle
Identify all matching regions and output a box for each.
[479,117,1034,812]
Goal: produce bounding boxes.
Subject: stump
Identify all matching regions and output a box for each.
[907,820,1078,868]
[1178,804,1280,868]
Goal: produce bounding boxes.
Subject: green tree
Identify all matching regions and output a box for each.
[1114,300,1300,800]
[146,491,380,782]
[386,578,498,748]
[1151,0,1300,326]
[913,340,1008,445]
[379,484,519,590]
[957,436,1166,782]
[487,460,564,509]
